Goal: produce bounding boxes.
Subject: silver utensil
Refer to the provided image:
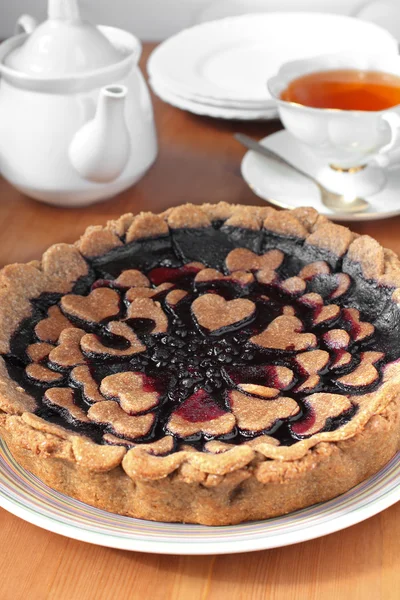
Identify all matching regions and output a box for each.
[235,133,369,214]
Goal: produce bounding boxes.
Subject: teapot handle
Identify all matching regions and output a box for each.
[372,112,400,168]
[15,14,38,35]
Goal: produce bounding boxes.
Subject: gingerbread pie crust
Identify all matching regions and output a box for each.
[0,203,399,526]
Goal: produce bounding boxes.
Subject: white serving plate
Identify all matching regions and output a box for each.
[197,0,365,23]
[1,439,399,554]
[197,0,400,38]
[147,12,398,106]
[150,77,278,120]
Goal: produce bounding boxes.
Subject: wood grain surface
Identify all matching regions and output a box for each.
[0,44,399,600]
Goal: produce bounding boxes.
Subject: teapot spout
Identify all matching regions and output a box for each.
[69,85,131,184]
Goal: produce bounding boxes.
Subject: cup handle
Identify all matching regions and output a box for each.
[374,112,400,167]
[15,14,38,35]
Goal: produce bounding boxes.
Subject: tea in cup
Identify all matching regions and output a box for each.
[267,53,400,195]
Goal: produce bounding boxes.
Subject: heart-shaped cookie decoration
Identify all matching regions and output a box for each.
[114,269,150,288]
[80,322,145,358]
[25,363,63,383]
[88,401,155,440]
[342,308,374,342]
[225,248,283,273]
[70,366,105,403]
[330,273,351,299]
[291,393,351,436]
[250,315,316,351]
[125,298,168,333]
[26,342,54,362]
[337,351,383,388]
[35,305,72,342]
[279,276,306,295]
[295,350,330,392]
[61,288,120,324]
[167,389,235,437]
[226,364,295,391]
[48,328,85,368]
[100,371,159,414]
[298,261,331,280]
[192,294,255,333]
[44,388,90,423]
[194,268,254,286]
[165,289,188,307]
[299,293,340,325]
[323,329,352,368]
[125,282,173,302]
[229,390,299,432]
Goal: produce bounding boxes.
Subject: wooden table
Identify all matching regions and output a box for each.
[0,43,399,600]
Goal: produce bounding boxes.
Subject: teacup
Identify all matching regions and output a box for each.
[267,53,400,195]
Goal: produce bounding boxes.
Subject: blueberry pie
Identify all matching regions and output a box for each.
[1,203,400,525]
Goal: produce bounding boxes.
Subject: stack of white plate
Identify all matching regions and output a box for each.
[147,12,398,121]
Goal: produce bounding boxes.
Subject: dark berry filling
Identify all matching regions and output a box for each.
[4,225,400,453]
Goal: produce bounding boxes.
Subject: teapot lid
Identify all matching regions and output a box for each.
[5,0,122,76]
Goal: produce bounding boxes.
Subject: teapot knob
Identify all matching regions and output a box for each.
[48,0,80,21]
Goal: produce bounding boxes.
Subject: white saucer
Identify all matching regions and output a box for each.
[147,13,397,107]
[241,130,400,222]
[149,78,278,120]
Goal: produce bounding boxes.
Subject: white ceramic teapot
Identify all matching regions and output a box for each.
[0,0,158,206]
